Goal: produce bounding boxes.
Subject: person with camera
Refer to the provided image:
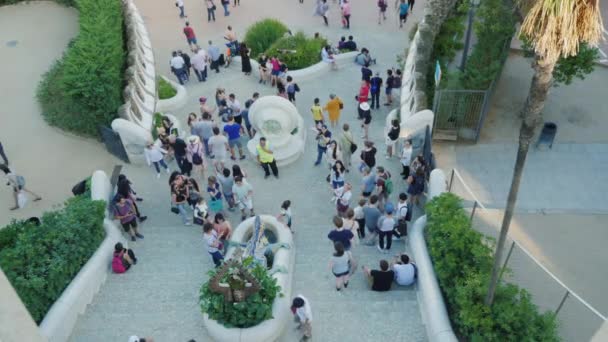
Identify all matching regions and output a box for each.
[112,242,138,274]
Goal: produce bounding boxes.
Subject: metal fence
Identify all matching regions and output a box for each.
[432,89,489,142]
[447,169,607,341]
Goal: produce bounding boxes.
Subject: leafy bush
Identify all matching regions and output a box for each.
[244,19,289,57]
[425,193,560,341]
[200,257,281,328]
[0,195,106,323]
[157,77,177,100]
[461,0,516,90]
[265,32,327,70]
[36,0,126,137]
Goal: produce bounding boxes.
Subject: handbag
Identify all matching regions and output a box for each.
[350,142,357,153]
[170,206,180,214]
[192,145,203,165]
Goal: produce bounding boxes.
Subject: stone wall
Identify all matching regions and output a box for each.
[388,0,459,138]
[112,0,157,164]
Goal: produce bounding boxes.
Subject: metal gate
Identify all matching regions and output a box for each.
[432,89,489,142]
[99,126,130,163]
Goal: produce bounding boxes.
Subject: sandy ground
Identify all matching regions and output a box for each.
[0,1,118,227]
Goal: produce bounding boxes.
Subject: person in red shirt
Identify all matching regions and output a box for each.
[356,80,369,104]
[183,22,197,48]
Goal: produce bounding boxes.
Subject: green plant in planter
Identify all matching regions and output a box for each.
[425,193,559,341]
[157,77,177,100]
[244,19,289,57]
[265,32,327,70]
[200,256,281,328]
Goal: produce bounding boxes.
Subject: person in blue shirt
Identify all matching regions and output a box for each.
[398,0,410,28]
[223,115,246,160]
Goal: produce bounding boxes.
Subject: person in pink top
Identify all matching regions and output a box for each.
[341,0,351,29]
[269,56,281,87]
[183,22,197,48]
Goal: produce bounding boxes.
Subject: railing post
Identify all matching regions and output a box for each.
[498,241,516,283]
[470,201,478,222]
[448,169,455,192]
[555,291,570,316]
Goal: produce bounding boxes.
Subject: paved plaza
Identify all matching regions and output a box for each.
[2,0,608,341]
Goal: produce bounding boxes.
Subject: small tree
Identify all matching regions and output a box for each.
[485,0,603,305]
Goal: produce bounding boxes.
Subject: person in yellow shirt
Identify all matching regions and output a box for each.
[311,98,324,126]
[256,137,279,179]
[324,94,344,129]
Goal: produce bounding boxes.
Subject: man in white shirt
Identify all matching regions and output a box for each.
[377,203,396,253]
[232,176,254,221]
[170,51,187,85]
[208,127,229,173]
[175,0,186,18]
[207,40,221,73]
[191,48,209,82]
[392,254,416,286]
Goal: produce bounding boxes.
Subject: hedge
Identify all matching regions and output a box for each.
[199,257,281,328]
[265,32,327,70]
[0,194,106,323]
[425,193,560,341]
[36,0,126,137]
[244,19,289,57]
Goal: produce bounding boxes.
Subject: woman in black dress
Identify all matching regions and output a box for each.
[240,43,252,75]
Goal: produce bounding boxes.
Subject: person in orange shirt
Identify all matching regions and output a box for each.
[324,94,344,129]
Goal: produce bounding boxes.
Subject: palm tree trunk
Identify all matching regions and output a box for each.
[485,56,556,306]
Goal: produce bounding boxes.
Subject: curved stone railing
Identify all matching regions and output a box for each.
[203,215,295,342]
[39,170,127,342]
[112,0,158,164]
[232,51,359,82]
[409,169,457,342]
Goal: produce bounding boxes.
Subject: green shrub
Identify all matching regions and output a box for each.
[199,257,281,328]
[265,32,327,70]
[244,19,289,57]
[425,193,560,341]
[36,0,126,137]
[157,77,177,100]
[0,195,106,323]
[461,0,516,90]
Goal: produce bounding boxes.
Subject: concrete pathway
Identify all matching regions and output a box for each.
[70,0,428,340]
[0,2,118,227]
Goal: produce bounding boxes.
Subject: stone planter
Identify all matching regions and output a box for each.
[246,96,306,166]
[202,215,295,342]
[155,75,187,113]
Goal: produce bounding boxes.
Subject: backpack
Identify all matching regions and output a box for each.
[294,83,300,92]
[392,76,402,88]
[384,177,393,195]
[16,175,26,188]
[112,252,126,273]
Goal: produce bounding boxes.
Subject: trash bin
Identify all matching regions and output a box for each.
[536,122,557,149]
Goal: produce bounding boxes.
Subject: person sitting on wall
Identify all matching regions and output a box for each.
[355,48,376,66]
[342,35,358,51]
[392,253,417,286]
[112,242,137,274]
[362,259,394,291]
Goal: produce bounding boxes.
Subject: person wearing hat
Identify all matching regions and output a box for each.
[377,202,396,253]
[314,124,332,166]
[324,94,343,129]
[358,102,371,140]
